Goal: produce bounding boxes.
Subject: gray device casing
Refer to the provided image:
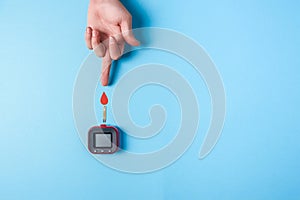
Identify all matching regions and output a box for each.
[88,125,119,154]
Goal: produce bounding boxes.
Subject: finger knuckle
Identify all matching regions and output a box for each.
[124,14,132,21]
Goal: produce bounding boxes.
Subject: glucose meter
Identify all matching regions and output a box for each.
[88,124,119,154]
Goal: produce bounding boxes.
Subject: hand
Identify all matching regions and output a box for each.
[85,0,140,86]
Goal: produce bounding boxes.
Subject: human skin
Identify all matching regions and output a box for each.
[85,0,140,86]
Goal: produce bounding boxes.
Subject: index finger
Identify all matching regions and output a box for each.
[101,51,112,86]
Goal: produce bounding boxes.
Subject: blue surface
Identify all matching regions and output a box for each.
[1,0,300,199]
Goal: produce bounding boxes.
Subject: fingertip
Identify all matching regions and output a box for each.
[131,38,140,46]
[94,43,106,57]
[109,36,121,60]
[101,77,109,86]
[124,33,140,46]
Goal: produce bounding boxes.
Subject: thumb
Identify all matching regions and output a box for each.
[101,51,112,86]
[120,20,140,46]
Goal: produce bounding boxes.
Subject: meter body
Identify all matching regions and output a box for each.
[88,124,119,154]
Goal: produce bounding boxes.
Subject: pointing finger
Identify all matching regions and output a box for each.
[101,51,112,86]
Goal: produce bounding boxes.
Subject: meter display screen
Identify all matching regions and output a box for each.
[88,125,119,154]
[95,133,112,148]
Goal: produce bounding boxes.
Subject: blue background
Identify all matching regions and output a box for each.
[1,0,299,199]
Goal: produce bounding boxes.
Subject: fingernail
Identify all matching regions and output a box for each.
[86,27,91,34]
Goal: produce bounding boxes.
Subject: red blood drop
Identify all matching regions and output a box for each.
[100,92,108,105]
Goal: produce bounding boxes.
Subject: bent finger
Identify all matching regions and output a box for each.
[109,36,121,60]
[94,43,106,57]
[113,31,125,56]
[91,29,100,49]
[120,20,140,46]
[85,27,92,50]
[92,29,106,57]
